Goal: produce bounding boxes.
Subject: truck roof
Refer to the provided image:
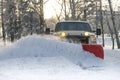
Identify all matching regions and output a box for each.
[58,21,89,23]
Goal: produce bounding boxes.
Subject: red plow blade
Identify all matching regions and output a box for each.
[82,44,104,59]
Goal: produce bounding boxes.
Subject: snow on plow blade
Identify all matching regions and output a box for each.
[82,44,104,59]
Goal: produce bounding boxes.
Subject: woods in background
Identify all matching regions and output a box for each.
[0,0,120,48]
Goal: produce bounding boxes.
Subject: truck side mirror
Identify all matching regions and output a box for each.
[96,28,101,35]
[45,28,50,34]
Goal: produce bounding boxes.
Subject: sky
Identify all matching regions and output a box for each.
[0,35,120,80]
[44,0,60,19]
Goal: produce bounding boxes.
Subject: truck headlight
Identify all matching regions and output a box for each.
[60,32,66,38]
[84,32,89,36]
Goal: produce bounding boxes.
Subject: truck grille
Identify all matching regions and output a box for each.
[66,35,89,43]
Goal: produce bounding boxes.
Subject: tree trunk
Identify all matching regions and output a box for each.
[64,0,67,20]
[105,11,114,49]
[1,0,6,42]
[30,12,33,35]
[83,0,87,21]
[108,0,120,49]
[100,0,105,47]
[40,0,45,33]
[69,0,76,20]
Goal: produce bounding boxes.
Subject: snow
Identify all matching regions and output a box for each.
[0,35,120,80]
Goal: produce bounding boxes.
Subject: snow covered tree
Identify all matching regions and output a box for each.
[2,0,16,42]
[0,0,46,41]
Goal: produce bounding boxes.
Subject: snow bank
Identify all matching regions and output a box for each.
[0,35,104,68]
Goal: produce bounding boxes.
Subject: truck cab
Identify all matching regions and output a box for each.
[52,21,101,44]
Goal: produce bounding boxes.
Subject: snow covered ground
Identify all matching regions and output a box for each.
[0,35,120,80]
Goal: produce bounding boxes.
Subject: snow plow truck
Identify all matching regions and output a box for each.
[46,21,104,59]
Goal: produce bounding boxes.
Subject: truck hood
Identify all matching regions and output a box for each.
[56,30,95,36]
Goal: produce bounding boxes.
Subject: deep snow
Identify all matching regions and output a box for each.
[0,35,120,80]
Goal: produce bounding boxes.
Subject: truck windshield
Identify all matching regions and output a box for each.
[55,22,92,32]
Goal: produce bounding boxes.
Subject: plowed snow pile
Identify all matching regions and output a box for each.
[0,35,103,68]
